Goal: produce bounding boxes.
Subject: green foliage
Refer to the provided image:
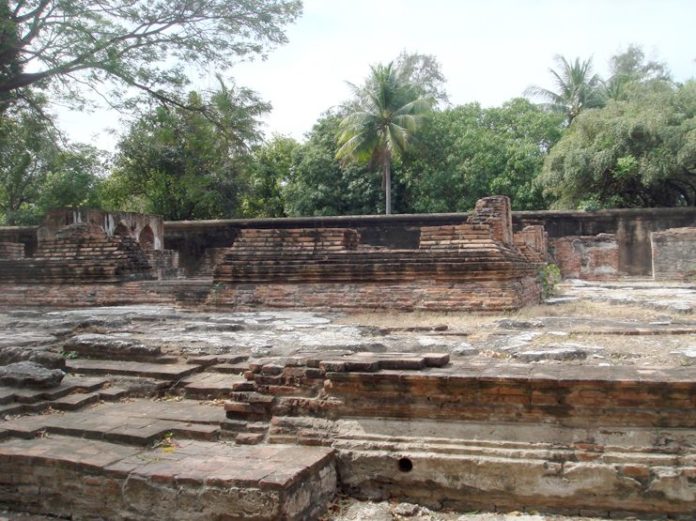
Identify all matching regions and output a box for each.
[242,135,299,217]
[401,99,564,212]
[603,45,671,102]
[538,263,562,298]
[283,113,383,216]
[0,0,302,113]
[336,61,434,214]
[538,80,696,209]
[0,100,104,225]
[105,84,269,220]
[526,55,604,124]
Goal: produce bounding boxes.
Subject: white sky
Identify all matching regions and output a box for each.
[59,0,696,151]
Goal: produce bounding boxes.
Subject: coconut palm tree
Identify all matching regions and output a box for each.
[525,55,603,124]
[336,62,433,214]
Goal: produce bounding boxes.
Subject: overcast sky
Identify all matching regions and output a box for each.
[59,0,696,152]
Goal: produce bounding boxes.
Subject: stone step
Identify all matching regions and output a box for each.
[66,359,203,380]
[0,400,226,444]
[182,372,248,399]
[0,376,108,405]
[0,436,336,521]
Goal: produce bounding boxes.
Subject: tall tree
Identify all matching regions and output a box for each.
[336,62,433,214]
[0,98,57,224]
[243,135,299,217]
[400,99,564,212]
[525,55,603,124]
[0,98,104,224]
[105,83,269,220]
[283,112,382,216]
[0,0,301,112]
[537,81,696,209]
[603,45,671,101]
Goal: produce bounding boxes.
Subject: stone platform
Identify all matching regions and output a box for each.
[2,286,696,519]
[210,197,545,311]
[0,436,335,521]
[0,399,336,521]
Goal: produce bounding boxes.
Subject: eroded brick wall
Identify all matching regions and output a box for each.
[0,242,24,259]
[651,227,696,281]
[513,225,547,262]
[552,234,619,280]
[467,196,513,246]
[211,197,542,311]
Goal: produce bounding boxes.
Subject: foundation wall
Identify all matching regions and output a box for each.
[164,207,696,276]
[3,207,695,277]
[209,277,541,312]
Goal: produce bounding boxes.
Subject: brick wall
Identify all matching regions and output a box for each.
[0,242,24,259]
[651,227,696,281]
[552,234,619,280]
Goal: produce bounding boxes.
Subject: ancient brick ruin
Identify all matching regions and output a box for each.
[1,200,696,520]
[211,196,544,311]
[552,233,619,280]
[651,227,696,281]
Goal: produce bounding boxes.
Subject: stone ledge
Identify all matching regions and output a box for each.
[0,436,336,521]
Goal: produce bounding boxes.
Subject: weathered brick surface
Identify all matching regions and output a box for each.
[209,278,541,312]
[211,196,543,311]
[0,437,336,521]
[219,356,696,517]
[146,249,180,279]
[552,233,618,280]
[513,225,548,262]
[467,196,513,246]
[651,227,696,280]
[0,279,210,307]
[39,208,164,250]
[0,241,24,259]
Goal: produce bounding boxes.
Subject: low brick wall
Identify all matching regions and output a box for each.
[211,197,543,311]
[0,280,211,307]
[209,277,541,312]
[651,227,696,281]
[552,234,619,280]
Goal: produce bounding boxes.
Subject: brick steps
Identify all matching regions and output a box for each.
[66,359,204,380]
[211,197,544,311]
[227,355,696,518]
[181,372,248,399]
[0,235,153,284]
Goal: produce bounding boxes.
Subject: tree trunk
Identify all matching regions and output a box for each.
[384,158,391,215]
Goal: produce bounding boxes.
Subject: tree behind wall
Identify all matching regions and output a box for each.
[336,62,433,215]
[105,85,269,220]
[538,80,696,209]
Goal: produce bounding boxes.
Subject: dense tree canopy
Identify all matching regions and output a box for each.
[538,80,696,209]
[283,112,383,216]
[104,84,269,220]
[525,56,603,124]
[0,100,104,224]
[336,61,433,214]
[1,44,695,225]
[0,0,302,112]
[400,99,564,212]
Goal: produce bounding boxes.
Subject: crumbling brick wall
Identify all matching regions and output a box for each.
[552,234,618,280]
[651,227,696,281]
[0,242,24,259]
[211,196,543,311]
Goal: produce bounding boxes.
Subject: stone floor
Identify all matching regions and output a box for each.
[1,278,695,520]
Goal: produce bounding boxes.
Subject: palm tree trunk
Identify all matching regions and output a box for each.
[384,158,391,215]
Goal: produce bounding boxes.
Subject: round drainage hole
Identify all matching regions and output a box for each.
[398,457,413,472]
